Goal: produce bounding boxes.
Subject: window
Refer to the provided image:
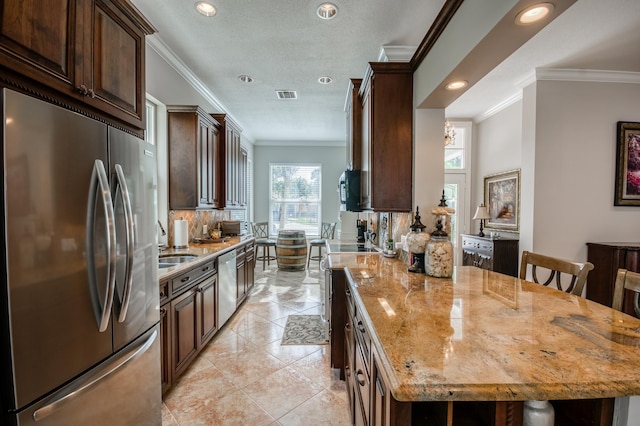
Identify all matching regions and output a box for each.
[269,164,321,236]
[444,121,472,264]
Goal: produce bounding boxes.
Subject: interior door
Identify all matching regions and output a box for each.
[444,174,468,266]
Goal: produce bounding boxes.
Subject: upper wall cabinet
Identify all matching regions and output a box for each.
[345,78,362,170]
[212,114,246,209]
[359,62,413,212]
[168,106,221,210]
[0,0,154,130]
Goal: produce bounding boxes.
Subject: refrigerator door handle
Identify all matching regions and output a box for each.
[86,159,117,332]
[32,329,158,422]
[114,163,135,323]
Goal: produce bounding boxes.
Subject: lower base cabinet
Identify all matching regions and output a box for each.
[159,240,256,395]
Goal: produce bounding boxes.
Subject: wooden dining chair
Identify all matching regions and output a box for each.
[252,222,276,270]
[307,222,336,268]
[519,250,594,296]
[612,269,640,317]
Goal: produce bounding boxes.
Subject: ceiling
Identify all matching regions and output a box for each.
[130,0,640,144]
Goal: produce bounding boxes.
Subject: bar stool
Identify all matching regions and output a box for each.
[252,222,276,270]
[307,222,336,268]
[519,250,594,296]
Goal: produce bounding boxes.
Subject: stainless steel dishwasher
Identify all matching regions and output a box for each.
[218,249,237,327]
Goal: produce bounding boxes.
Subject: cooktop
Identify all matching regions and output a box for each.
[328,243,380,253]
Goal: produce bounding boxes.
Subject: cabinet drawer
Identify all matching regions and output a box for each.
[462,237,494,254]
[159,280,169,304]
[354,341,371,424]
[353,310,370,368]
[171,260,216,295]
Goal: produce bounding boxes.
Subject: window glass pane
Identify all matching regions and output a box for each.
[445,126,464,169]
[444,183,458,247]
[270,164,321,236]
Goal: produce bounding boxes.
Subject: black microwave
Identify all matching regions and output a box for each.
[339,169,362,212]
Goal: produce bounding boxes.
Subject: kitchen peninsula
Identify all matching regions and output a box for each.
[328,253,640,426]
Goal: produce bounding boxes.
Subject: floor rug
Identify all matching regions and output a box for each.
[281,315,328,345]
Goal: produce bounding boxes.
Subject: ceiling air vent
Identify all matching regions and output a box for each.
[275,90,297,100]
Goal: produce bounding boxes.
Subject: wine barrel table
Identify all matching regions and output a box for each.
[276,230,307,270]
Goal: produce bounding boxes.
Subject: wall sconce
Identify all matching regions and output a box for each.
[472,204,490,237]
[444,120,456,146]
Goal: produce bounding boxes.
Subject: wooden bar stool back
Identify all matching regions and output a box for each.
[519,250,594,296]
[307,222,336,268]
[252,222,276,270]
[612,269,640,317]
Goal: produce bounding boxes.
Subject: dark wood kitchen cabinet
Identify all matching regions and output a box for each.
[163,259,217,391]
[236,244,248,306]
[461,234,519,277]
[212,113,246,208]
[0,0,154,130]
[168,106,221,209]
[159,280,172,394]
[346,78,362,170]
[359,62,413,212]
[586,242,640,314]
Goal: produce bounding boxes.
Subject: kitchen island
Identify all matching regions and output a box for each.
[328,253,640,425]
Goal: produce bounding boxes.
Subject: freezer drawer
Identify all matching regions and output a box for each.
[16,325,161,426]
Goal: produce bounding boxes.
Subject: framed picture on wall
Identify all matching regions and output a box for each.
[484,169,520,232]
[614,121,640,206]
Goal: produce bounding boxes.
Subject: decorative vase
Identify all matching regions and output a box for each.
[406,207,429,274]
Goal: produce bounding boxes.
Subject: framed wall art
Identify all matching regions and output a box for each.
[615,121,640,206]
[484,169,520,232]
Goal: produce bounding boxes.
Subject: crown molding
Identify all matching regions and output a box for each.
[475,92,522,123]
[253,139,346,147]
[378,46,417,62]
[534,68,640,84]
[477,68,640,122]
[145,35,254,142]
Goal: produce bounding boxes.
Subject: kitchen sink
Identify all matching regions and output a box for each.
[158,254,198,268]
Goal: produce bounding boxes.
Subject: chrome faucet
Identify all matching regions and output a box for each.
[157,220,166,236]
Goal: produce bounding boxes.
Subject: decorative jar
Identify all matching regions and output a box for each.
[425,220,453,278]
[406,207,429,274]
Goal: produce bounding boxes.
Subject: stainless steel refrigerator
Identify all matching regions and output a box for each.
[0,88,161,425]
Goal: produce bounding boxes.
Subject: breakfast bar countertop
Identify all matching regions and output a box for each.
[330,253,640,403]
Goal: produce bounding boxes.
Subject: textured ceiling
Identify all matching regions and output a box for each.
[131,0,445,143]
[131,0,640,143]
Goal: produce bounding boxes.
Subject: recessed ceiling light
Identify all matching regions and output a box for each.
[195,1,217,17]
[317,3,338,20]
[445,80,468,90]
[318,76,333,84]
[238,75,254,83]
[516,3,554,25]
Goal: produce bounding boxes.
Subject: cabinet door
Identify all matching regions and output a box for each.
[0,0,77,91]
[198,117,210,207]
[236,259,247,305]
[226,127,236,206]
[239,147,247,206]
[159,303,172,394]
[197,274,217,346]
[209,124,220,207]
[79,0,147,128]
[171,288,198,378]
[245,244,255,292]
[372,355,387,426]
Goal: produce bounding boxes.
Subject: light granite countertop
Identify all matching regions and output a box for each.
[158,235,254,280]
[329,253,640,402]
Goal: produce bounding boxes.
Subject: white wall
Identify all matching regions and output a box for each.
[473,100,522,236]
[253,144,345,236]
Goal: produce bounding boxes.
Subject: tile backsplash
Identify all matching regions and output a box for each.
[167,210,230,246]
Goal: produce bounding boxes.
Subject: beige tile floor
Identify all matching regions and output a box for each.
[161,263,350,425]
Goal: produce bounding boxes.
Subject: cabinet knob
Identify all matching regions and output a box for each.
[88,88,96,98]
[356,369,366,387]
[77,84,89,95]
[357,321,365,334]
[345,322,351,331]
